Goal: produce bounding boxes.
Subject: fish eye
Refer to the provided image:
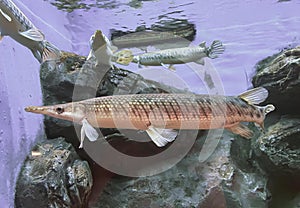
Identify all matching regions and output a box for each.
[55,107,64,114]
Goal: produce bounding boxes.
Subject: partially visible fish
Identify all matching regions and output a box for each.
[87,30,116,68]
[112,40,225,70]
[0,0,61,63]
[25,87,275,148]
[111,27,196,49]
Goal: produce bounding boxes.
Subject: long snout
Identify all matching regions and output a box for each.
[25,106,50,115]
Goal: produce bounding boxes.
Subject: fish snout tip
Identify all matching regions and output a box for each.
[24,106,44,113]
[24,106,33,112]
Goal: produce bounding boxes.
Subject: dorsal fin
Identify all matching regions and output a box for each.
[199,41,206,48]
[238,87,269,105]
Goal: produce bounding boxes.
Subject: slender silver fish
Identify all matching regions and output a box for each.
[0,0,60,63]
[25,87,275,148]
[112,40,225,70]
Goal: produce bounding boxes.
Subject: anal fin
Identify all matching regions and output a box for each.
[226,123,253,139]
[146,126,178,147]
[194,58,205,65]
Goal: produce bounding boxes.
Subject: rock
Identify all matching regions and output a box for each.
[251,116,300,208]
[15,137,93,208]
[89,132,269,208]
[252,116,300,175]
[252,46,300,114]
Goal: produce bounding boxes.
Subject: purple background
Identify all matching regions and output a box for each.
[0,0,299,206]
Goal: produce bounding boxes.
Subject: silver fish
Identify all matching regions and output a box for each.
[0,0,60,63]
[112,40,225,70]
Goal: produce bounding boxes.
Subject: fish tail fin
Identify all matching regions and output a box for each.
[41,41,61,62]
[256,104,275,129]
[206,40,225,59]
[112,50,134,65]
[238,87,269,105]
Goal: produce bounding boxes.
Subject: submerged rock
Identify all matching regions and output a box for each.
[252,117,300,175]
[90,132,269,208]
[15,138,93,208]
[252,46,300,114]
[252,117,300,208]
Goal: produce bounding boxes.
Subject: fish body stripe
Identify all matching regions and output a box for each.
[79,94,264,130]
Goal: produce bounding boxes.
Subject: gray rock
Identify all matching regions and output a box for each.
[90,132,269,208]
[15,137,93,208]
[252,116,300,175]
[252,46,300,114]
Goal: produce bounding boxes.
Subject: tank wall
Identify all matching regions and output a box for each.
[0,0,72,207]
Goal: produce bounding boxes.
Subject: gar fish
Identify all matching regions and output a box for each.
[87,30,117,68]
[25,87,275,148]
[112,40,225,70]
[0,0,61,63]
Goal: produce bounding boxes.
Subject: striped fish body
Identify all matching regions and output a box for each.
[79,94,264,130]
[25,87,275,148]
[134,47,207,66]
[0,0,60,62]
[0,0,41,48]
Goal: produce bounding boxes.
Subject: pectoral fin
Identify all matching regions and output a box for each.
[0,8,12,22]
[146,126,177,147]
[194,58,205,65]
[226,123,253,139]
[20,28,44,42]
[79,119,99,148]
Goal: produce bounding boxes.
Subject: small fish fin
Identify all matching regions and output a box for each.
[226,123,253,139]
[0,35,3,42]
[168,64,176,71]
[238,87,269,105]
[113,50,134,65]
[42,41,61,62]
[154,128,178,142]
[79,125,85,148]
[79,119,99,148]
[194,58,205,65]
[199,41,206,48]
[207,40,225,59]
[146,126,177,147]
[160,63,169,69]
[256,104,275,129]
[20,28,45,42]
[110,45,118,53]
[0,8,12,22]
[259,104,275,116]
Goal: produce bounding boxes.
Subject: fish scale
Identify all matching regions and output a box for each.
[25,87,275,148]
[79,94,263,130]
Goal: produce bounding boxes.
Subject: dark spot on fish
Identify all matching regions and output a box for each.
[255,112,261,118]
[56,107,64,114]
[249,111,254,117]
